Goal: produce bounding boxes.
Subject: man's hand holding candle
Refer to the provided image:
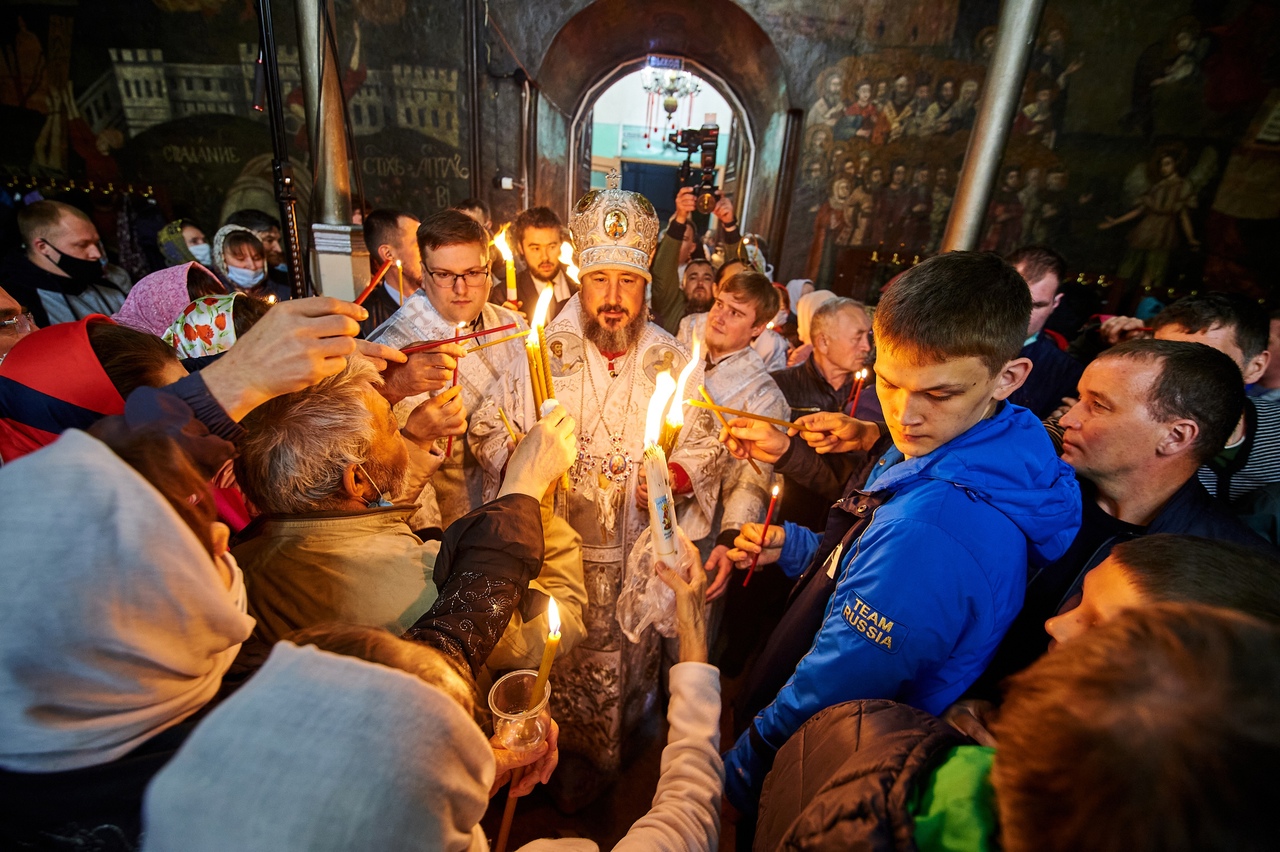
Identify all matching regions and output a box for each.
[402,385,467,448]
[793,411,882,455]
[379,342,466,405]
[498,405,578,500]
[727,522,786,571]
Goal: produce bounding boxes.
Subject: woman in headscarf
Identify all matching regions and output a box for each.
[156,219,213,268]
[141,561,721,852]
[164,293,273,359]
[786,288,838,367]
[0,425,254,849]
[212,225,290,303]
[0,315,185,463]
[113,261,226,338]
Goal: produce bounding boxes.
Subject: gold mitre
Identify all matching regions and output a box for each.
[568,170,660,283]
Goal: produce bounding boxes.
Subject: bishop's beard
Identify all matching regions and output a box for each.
[581,299,647,353]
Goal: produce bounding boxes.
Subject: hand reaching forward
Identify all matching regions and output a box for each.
[498,405,578,499]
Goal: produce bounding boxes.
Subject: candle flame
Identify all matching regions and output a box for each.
[492,226,514,262]
[548,596,561,637]
[527,286,555,345]
[667,337,701,429]
[559,242,580,285]
[771,483,780,497]
[644,371,677,447]
[395,259,402,268]
[857,368,868,381]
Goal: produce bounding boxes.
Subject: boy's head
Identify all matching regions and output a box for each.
[705,271,777,358]
[993,603,1280,852]
[1045,534,1280,647]
[1152,292,1270,384]
[872,251,1031,457]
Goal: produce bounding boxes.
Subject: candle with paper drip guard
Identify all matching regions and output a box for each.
[494,226,518,304]
[744,484,781,587]
[643,371,680,560]
[659,336,701,456]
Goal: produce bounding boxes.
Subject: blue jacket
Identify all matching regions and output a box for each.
[723,403,1080,812]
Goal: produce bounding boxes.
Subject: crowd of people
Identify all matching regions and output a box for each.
[0,174,1277,852]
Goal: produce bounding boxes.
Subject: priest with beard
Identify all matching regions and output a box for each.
[473,173,720,811]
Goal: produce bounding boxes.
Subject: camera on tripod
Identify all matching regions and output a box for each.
[669,122,720,214]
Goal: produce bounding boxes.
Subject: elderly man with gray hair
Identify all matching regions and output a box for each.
[230,356,584,678]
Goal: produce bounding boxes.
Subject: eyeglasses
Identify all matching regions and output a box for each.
[428,268,490,289]
[0,311,35,334]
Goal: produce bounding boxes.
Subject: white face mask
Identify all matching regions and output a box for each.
[190,243,213,265]
[227,265,265,289]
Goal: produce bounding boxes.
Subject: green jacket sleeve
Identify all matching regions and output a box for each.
[651,226,687,335]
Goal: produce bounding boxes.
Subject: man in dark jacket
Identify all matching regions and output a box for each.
[1,201,132,326]
[718,252,1081,817]
[489,206,576,323]
[358,208,424,337]
[973,338,1270,694]
[1005,245,1083,419]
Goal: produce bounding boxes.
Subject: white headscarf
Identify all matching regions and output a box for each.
[795,289,837,345]
[0,430,254,772]
[142,642,495,852]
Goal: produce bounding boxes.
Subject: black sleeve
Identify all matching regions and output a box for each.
[774,436,881,504]
[159,371,246,444]
[402,493,544,676]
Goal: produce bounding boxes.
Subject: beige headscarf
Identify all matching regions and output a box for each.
[795,289,837,345]
[142,642,494,852]
[0,430,254,772]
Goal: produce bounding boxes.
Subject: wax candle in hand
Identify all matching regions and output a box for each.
[644,372,679,560]
[745,483,781,587]
[530,596,561,704]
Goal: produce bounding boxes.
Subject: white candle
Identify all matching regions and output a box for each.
[644,371,679,560]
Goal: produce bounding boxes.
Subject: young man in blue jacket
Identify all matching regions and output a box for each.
[719,251,1082,816]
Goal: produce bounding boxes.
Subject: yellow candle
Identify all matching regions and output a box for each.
[530,597,561,705]
[494,226,518,303]
[396,259,404,303]
[526,341,546,410]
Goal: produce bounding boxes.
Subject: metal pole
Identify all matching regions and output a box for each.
[255,0,310,298]
[940,0,1047,252]
[465,0,483,200]
[296,0,352,226]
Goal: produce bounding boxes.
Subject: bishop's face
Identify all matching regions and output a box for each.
[580,267,648,353]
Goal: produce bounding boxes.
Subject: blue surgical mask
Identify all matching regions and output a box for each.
[356,463,393,508]
[190,243,213,265]
[274,263,288,273]
[226,265,265,289]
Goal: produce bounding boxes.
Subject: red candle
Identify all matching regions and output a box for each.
[848,368,868,415]
[444,322,464,459]
[354,257,394,306]
[399,322,517,355]
[744,484,781,587]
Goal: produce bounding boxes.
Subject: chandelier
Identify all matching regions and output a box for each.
[640,68,702,148]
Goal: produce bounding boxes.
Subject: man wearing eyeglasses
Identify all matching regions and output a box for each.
[0,286,37,364]
[368,210,532,531]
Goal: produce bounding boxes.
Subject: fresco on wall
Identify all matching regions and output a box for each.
[779,0,1279,309]
[0,0,470,260]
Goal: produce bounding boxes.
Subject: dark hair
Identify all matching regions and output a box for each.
[186,263,226,301]
[417,209,491,257]
[363,208,415,274]
[231,292,273,338]
[1153,292,1270,363]
[286,623,481,722]
[1005,244,1066,290]
[1107,535,1280,624]
[718,271,778,326]
[716,259,747,285]
[224,208,281,233]
[1099,339,1245,462]
[86,320,182,398]
[874,251,1030,375]
[223,230,264,263]
[512,206,562,249]
[453,197,490,219]
[993,603,1280,852]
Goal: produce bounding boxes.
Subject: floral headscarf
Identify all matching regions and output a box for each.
[164,294,242,358]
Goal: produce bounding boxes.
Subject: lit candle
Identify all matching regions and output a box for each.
[558,242,580,285]
[644,371,679,561]
[848,368,868,415]
[396,258,404,303]
[661,336,700,456]
[529,597,561,704]
[531,288,556,401]
[524,290,552,410]
[494,226,517,304]
[744,483,781,587]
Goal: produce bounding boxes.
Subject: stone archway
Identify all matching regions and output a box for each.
[532,0,790,237]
